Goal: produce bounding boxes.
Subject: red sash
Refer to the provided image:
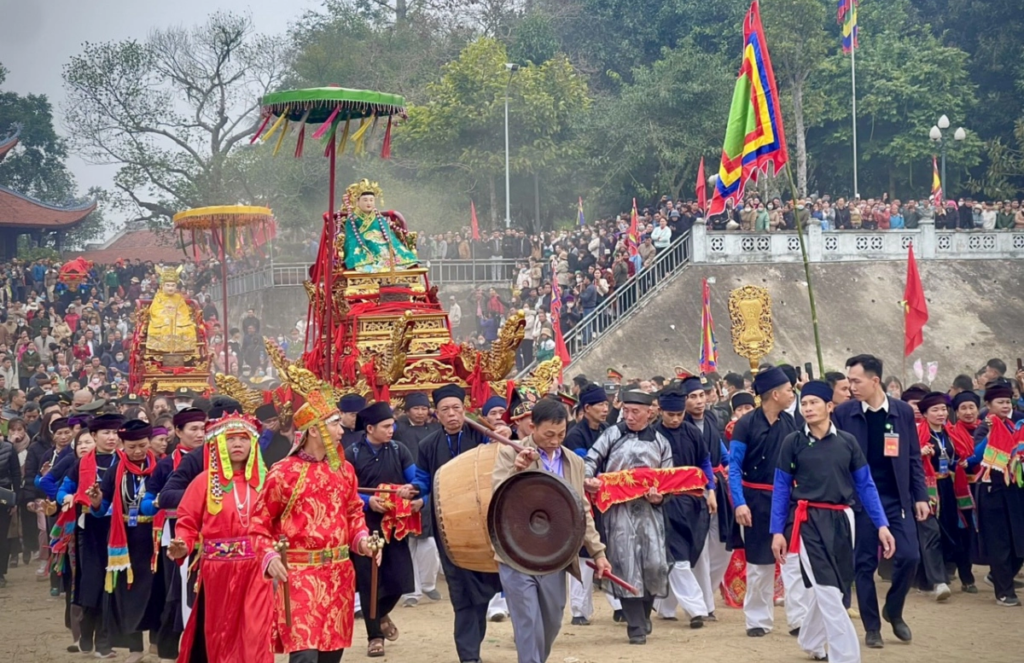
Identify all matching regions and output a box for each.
[375,483,422,542]
[594,467,707,513]
[741,480,773,492]
[789,500,849,554]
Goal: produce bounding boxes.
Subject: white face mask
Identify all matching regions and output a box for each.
[175,400,192,412]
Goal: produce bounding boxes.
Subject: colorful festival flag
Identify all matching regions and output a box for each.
[699,278,719,374]
[838,0,859,54]
[470,200,481,241]
[696,157,707,216]
[578,197,586,227]
[931,156,943,209]
[708,1,789,217]
[903,243,928,357]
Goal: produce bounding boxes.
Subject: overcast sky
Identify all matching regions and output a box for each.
[0,0,318,228]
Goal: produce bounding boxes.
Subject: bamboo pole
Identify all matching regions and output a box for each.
[783,163,825,376]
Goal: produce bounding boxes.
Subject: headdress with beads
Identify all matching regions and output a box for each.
[203,412,265,515]
[293,389,343,470]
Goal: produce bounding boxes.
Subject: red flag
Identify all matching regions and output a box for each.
[470,200,481,241]
[627,198,640,258]
[696,157,707,215]
[903,244,928,356]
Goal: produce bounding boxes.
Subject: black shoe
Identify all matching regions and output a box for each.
[789,627,801,637]
[571,616,590,626]
[628,635,646,645]
[747,627,767,637]
[996,596,1022,607]
[811,655,828,661]
[612,609,625,623]
[962,583,978,594]
[705,611,717,622]
[354,610,363,620]
[689,616,704,629]
[865,631,884,649]
[645,618,652,635]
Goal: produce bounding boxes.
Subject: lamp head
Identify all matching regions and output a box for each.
[954,127,966,141]
[937,114,950,130]
[929,126,942,141]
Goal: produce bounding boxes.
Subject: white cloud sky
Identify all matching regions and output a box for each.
[0,0,318,231]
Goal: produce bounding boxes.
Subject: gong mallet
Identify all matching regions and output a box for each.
[366,531,386,620]
[464,415,527,453]
[585,560,640,595]
[273,536,293,627]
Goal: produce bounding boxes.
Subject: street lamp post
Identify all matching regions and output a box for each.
[929,114,966,200]
[504,63,520,229]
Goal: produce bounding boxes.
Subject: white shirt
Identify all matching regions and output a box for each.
[860,396,890,413]
[651,226,672,248]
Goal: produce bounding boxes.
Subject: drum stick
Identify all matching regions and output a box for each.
[585,560,640,595]
[357,487,418,495]
[464,416,527,454]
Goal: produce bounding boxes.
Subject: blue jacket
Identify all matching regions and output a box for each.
[833,397,928,514]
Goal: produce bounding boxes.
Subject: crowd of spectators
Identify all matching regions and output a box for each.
[708,194,1024,232]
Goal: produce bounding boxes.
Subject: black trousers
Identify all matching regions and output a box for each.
[0,506,12,577]
[289,649,343,663]
[854,493,919,632]
[362,592,401,642]
[979,488,1024,600]
[453,602,488,662]
[915,516,947,589]
[619,594,655,639]
[79,606,111,654]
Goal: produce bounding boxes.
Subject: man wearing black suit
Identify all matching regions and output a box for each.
[833,354,929,650]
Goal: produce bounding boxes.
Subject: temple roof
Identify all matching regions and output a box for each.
[0,125,21,162]
[73,228,184,264]
[0,185,97,229]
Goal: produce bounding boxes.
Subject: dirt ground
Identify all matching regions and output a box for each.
[0,562,1018,663]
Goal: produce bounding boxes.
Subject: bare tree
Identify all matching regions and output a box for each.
[62,12,285,226]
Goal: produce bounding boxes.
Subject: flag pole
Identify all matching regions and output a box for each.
[783,162,825,376]
[851,40,859,199]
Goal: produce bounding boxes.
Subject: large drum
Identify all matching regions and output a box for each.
[488,469,586,576]
[433,443,501,573]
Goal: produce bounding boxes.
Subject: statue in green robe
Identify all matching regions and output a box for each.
[339,179,418,273]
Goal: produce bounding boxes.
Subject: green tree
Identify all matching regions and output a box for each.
[398,37,590,228]
[588,39,733,203]
[761,0,831,195]
[62,12,286,227]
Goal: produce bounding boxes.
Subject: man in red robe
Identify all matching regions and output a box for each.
[250,389,375,663]
[168,411,273,663]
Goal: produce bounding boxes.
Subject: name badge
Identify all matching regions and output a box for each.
[128,507,139,528]
[938,457,949,475]
[883,433,900,457]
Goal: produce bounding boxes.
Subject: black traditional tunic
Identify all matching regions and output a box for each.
[345,437,416,602]
[69,453,116,612]
[565,419,611,559]
[774,426,873,589]
[98,455,161,637]
[688,411,737,549]
[393,418,441,537]
[657,420,711,565]
[730,409,799,564]
[415,424,502,608]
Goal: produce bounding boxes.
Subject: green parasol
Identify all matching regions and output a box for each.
[252,86,407,159]
[251,86,407,378]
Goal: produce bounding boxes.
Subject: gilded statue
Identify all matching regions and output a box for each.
[146,267,199,355]
[335,179,418,273]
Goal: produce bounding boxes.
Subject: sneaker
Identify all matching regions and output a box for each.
[425,589,442,601]
[50,587,60,597]
[705,612,717,622]
[962,583,978,594]
[996,596,1021,607]
[571,616,590,626]
[934,583,952,602]
[402,597,418,608]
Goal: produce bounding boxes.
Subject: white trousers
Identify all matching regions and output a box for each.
[568,556,622,619]
[781,552,810,631]
[695,520,731,614]
[796,512,860,663]
[747,553,810,631]
[487,592,508,618]
[403,536,440,601]
[354,591,361,614]
[655,561,708,618]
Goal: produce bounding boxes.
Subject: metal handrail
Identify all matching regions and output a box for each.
[516,232,692,379]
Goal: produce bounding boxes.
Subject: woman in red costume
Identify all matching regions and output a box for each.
[168,412,272,663]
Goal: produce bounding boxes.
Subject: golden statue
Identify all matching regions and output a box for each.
[146,267,199,355]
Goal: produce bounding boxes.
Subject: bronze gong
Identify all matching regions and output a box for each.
[487,469,586,575]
